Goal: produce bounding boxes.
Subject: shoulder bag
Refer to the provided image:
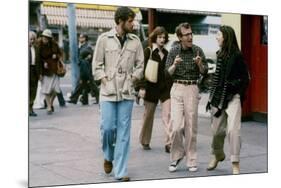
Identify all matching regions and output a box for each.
[57,60,66,77]
[144,47,158,83]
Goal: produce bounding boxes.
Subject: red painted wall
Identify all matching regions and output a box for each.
[241,15,268,116]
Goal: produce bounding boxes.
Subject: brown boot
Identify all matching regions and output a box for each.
[232,162,240,175]
[207,153,225,170]
[104,159,113,174]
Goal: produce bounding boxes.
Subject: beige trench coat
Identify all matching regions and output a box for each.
[92,28,144,102]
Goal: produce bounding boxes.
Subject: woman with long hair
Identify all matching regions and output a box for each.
[206,25,250,174]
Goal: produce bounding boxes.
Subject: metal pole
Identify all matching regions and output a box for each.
[67,3,79,91]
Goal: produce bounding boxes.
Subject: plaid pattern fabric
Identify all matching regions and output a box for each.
[166,44,207,80]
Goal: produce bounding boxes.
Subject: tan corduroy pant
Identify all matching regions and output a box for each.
[139,99,172,147]
[170,83,199,167]
[210,94,242,162]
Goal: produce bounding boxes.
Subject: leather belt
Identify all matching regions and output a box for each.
[174,80,198,85]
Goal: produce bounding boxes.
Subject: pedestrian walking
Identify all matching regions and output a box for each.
[137,26,173,153]
[92,7,144,181]
[38,29,63,114]
[206,25,250,175]
[29,31,40,116]
[68,33,99,105]
[166,22,208,172]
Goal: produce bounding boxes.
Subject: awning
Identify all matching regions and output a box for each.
[40,2,142,29]
[141,7,220,16]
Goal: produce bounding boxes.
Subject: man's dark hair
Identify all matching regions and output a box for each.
[114,6,136,24]
[80,33,88,41]
[175,22,191,37]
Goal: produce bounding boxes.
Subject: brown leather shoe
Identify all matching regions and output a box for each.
[232,162,240,175]
[104,159,113,174]
[117,176,130,182]
[207,153,225,171]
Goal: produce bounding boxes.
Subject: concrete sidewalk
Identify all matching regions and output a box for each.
[29,93,267,187]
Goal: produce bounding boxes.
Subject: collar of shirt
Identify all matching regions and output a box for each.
[79,42,86,48]
[116,34,127,42]
[107,28,134,40]
[152,43,165,53]
[152,43,165,60]
[180,44,195,53]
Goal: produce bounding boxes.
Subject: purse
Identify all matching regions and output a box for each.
[144,47,158,83]
[57,60,66,77]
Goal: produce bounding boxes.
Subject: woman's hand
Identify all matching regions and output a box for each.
[138,88,146,98]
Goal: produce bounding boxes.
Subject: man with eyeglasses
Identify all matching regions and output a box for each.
[166,22,208,173]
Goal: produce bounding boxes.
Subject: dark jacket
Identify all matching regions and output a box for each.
[29,44,41,77]
[38,38,62,76]
[136,46,173,103]
[225,51,250,103]
[210,51,250,109]
[78,42,93,81]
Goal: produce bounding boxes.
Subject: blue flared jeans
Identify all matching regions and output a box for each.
[100,100,134,179]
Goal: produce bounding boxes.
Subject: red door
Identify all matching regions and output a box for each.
[241,15,268,118]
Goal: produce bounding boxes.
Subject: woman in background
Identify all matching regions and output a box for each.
[37,29,62,114]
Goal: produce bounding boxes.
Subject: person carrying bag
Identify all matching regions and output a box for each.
[145,47,159,83]
[57,60,66,77]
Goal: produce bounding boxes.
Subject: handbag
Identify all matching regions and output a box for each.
[57,60,66,77]
[144,47,158,83]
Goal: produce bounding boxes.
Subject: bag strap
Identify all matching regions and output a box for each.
[147,47,153,60]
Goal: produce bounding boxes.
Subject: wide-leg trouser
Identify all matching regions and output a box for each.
[139,99,172,147]
[210,94,242,162]
[170,84,199,167]
[100,100,134,179]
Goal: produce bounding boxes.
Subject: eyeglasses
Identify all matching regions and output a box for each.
[181,32,193,37]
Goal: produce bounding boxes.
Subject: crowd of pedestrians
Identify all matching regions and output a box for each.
[29,30,100,116]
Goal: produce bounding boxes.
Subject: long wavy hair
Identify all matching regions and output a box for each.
[217,25,240,59]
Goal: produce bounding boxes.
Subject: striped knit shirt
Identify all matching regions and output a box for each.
[209,57,227,109]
